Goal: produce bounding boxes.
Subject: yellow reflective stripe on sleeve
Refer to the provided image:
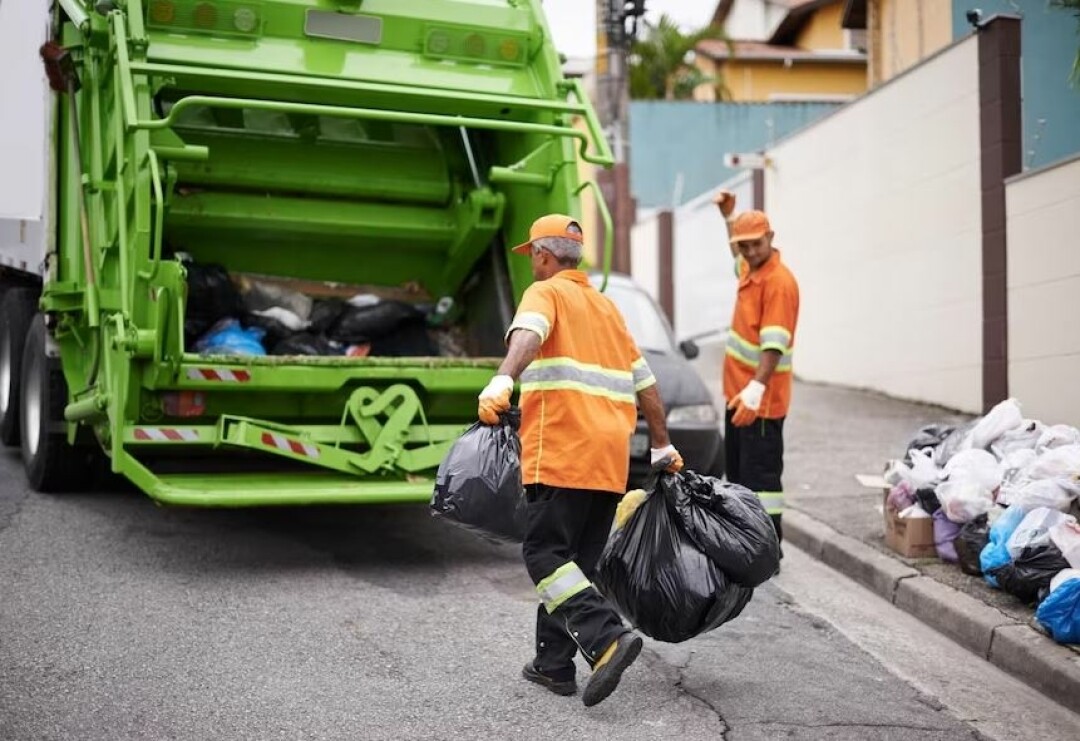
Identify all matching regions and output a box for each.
[631,357,657,391]
[759,325,792,353]
[506,311,551,344]
[536,561,592,613]
[530,356,632,381]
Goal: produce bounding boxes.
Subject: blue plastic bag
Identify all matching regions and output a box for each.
[1036,577,1080,644]
[980,506,1027,587]
[196,319,266,356]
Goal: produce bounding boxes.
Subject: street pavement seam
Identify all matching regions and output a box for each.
[784,508,1080,716]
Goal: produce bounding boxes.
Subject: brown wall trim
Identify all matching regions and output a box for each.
[977,16,1022,413]
[658,210,675,325]
[752,168,765,211]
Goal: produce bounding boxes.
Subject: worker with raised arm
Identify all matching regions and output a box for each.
[477,214,682,707]
[713,191,800,551]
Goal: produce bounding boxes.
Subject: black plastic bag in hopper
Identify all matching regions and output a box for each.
[431,409,525,543]
[271,332,341,356]
[183,262,242,343]
[989,543,1071,606]
[903,424,956,464]
[329,301,424,344]
[954,514,990,576]
[594,471,764,643]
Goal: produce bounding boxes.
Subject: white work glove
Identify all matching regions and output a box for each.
[478,374,514,425]
[727,379,766,427]
[650,444,684,473]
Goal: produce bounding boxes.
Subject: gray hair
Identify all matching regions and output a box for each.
[533,236,582,266]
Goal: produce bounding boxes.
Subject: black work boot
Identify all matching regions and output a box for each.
[582,633,643,707]
[522,662,577,696]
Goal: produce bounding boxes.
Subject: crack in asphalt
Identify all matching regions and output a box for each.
[649,648,732,740]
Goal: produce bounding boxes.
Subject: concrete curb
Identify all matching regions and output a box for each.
[784,509,1080,715]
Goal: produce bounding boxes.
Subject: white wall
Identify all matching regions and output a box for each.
[765,37,984,413]
[1006,155,1080,427]
[630,211,660,302]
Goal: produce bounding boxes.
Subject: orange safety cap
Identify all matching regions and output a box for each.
[511,214,584,255]
[729,210,771,243]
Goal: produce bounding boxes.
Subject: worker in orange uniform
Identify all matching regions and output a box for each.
[477,214,683,707]
[713,192,800,551]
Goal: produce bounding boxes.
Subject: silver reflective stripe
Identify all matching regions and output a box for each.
[521,360,635,402]
[632,357,657,391]
[536,562,592,614]
[759,325,792,353]
[727,330,793,372]
[506,311,551,343]
[756,491,785,514]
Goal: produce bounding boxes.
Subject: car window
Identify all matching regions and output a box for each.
[600,283,675,354]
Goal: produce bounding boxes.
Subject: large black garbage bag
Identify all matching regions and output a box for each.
[183,262,242,344]
[309,299,347,335]
[671,471,781,588]
[431,409,525,543]
[904,424,956,463]
[329,301,424,344]
[594,472,764,643]
[370,318,437,357]
[915,487,942,516]
[271,332,341,356]
[954,514,990,576]
[989,543,1071,605]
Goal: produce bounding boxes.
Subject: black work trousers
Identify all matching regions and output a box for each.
[725,411,785,544]
[522,484,627,681]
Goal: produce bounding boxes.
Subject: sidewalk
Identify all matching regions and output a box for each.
[781,381,1080,714]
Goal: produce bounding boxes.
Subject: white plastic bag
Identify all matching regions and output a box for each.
[1000,479,1076,512]
[899,503,932,519]
[990,421,1044,460]
[1036,425,1080,454]
[969,398,1024,450]
[1006,507,1076,559]
[936,480,994,524]
[1022,445,1080,486]
[943,449,1002,491]
[1050,521,1080,569]
[1050,568,1080,593]
[906,448,943,489]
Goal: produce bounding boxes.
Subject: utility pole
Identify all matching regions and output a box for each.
[595,1,644,275]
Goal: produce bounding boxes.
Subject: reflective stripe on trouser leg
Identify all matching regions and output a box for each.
[757,491,784,515]
[536,561,592,614]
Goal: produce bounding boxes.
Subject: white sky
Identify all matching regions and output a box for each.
[542,0,718,60]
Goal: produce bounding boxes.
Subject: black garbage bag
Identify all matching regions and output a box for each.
[954,514,990,576]
[594,471,764,643]
[270,332,342,356]
[670,471,781,588]
[329,301,424,344]
[369,319,437,357]
[915,487,942,516]
[431,409,524,543]
[183,262,242,344]
[244,313,293,349]
[309,299,347,335]
[903,424,956,463]
[989,543,1071,605]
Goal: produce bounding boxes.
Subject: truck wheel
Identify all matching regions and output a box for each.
[0,287,38,446]
[20,315,97,493]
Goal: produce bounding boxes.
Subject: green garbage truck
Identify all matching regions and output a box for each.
[0,0,612,505]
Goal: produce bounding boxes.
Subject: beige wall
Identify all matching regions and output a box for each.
[875,0,953,83]
[1006,155,1080,427]
[764,37,984,412]
[795,2,847,50]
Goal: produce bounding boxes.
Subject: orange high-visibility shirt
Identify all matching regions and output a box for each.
[506,270,656,493]
[724,250,800,419]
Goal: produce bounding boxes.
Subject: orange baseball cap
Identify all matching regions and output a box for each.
[729,210,772,243]
[512,214,584,255]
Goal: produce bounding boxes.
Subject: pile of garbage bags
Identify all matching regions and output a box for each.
[594,470,780,643]
[430,410,525,543]
[182,257,459,358]
[885,398,1080,645]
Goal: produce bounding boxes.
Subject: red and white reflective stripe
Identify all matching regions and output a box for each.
[261,432,320,459]
[133,428,199,442]
[186,367,252,383]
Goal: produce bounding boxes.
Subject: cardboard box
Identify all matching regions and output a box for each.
[882,492,937,559]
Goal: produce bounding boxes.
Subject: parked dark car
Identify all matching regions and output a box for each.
[589,273,724,485]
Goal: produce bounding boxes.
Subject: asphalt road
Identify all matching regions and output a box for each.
[2,446,1078,741]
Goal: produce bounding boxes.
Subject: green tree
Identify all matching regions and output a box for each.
[1052,0,1080,83]
[629,15,729,100]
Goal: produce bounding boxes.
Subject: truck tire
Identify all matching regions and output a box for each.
[0,287,38,446]
[20,315,98,493]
